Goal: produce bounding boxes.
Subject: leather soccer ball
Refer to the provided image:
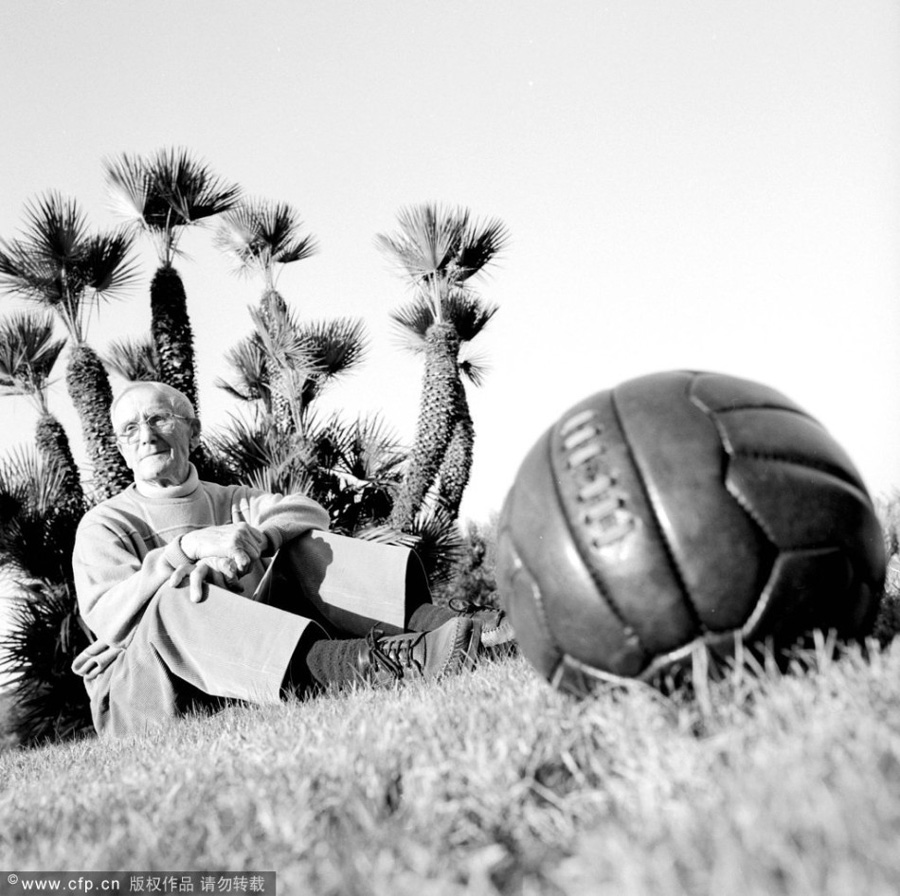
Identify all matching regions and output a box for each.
[496,371,885,693]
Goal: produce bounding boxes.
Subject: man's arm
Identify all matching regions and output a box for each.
[73,521,187,647]
[174,489,331,569]
[74,489,332,638]
[169,490,331,602]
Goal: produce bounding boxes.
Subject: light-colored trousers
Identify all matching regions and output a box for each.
[86,531,431,736]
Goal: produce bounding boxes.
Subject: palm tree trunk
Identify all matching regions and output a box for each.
[435,380,474,520]
[66,343,132,501]
[391,322,460,532]
[259,287,287,327]
[151,263,198,411]
[35,412,86,522]
[259,288,295,435]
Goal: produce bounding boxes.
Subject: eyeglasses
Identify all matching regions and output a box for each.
[116,412,191,443]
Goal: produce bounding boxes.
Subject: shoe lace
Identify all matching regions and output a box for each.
[448,597,498,617]
[365,627,425,680]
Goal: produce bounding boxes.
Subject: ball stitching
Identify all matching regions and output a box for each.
[557,405,646,660]
[559,408,635,550]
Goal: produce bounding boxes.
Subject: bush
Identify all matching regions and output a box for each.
[432,515,500,608]
[0,580,93,745]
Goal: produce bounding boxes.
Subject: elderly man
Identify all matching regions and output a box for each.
[72,381,508,736]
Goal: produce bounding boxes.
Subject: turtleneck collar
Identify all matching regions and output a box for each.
[133,464,200,500]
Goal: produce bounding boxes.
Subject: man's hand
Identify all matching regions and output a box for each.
[168,556,246,603]
[179,522,268,576]
[72,640,125,680]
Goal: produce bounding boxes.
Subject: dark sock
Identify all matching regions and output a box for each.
[282,628,367,696]
[408,603,455,632]
[302,636,369,690]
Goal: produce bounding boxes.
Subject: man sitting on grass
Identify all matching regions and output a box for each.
[71,381,512,737]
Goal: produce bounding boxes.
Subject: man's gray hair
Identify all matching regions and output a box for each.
[110,381,197,423]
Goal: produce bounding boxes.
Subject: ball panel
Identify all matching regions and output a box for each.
[499,427,649,677]
[742,548,858,642]
[495,522,563,681]
[689,371,806,415]
[727,456,885,579]
[717,407,865,493]
[614,372,774,631]
[550,385,700,655]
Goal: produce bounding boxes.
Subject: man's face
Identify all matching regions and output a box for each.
[113,386,200,488]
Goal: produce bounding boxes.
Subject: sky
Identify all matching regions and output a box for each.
[1,0,898,524]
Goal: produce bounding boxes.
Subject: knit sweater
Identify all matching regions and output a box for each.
[72,465,331,649]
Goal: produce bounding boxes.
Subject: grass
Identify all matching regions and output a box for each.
[1,631,899,895]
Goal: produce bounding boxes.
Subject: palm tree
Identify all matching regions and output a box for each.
[205,409,405,536]
[104,147,241,410]
[390,289,497,519]
[0,310,85,521]
[215,198,318,318]
[375,203,508,530]
[215,198,318,429]
[0,192,139,501]
[219,299,368,435]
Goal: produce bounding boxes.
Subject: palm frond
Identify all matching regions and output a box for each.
[306,412,406,487]
[356,504,465,587]
[103,152,153,228]
[0,311,64,402]
[0,255,59,306]
[21,192,88,266]
[214,376,259,405]
[0,446,75,583]
[0,445,66,515]
[0,193,139,340]
[408,503,469,585]
[105,148,241,263]
[376,203,509,291]
[458,351,491,387]
[375,203,464,287]
[0,193,89,328]
[204,412,295,484]
[214,198,318,282]
[236,410,404,534]
[389,290,497,374]
[0,578,93,744]
[389,297,433,351]
[244,463,312,497]
[298,317,368,380]
[454,217,510,281]
[106,148,241,228]
[103,336,161,382]
[338,413,406,484]
[442,289,499,341]
[152,147,242,224]
[217,332,270,405]
[82,229,141,300]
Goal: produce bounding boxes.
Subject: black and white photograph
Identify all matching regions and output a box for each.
[1,2,898,893]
